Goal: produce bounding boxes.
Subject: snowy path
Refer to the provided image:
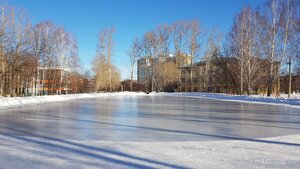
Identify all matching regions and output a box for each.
[0,134,299,169]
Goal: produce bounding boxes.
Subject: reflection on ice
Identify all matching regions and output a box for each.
[0,96,300,141]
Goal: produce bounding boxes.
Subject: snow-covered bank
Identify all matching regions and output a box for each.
[0,134,299,169]
[1,91,300,109]
[152,92,300,108]
[0,92,146,109]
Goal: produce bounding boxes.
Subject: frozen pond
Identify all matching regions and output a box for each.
[1,95,300,141]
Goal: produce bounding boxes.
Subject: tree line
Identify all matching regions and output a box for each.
[227,0,300,96]
[0,0,299,97]
[126,0,300,96]
[0,3,81,96]
[127,20,206,92]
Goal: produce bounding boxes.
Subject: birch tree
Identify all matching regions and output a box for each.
[279,0,299,97]
[30,21,49,95]
[203,29,223,92]
[186,20,202,92]
[0,2,9,96]
[127,37,141,92]
[141,31,159,92]
[229,8,246,95]
[228,7,263,95]
[55,27,78,94]
[172,21,187,66]
[259,0,283,96]
[6,8,31,96]
[93,28,118,92]
[172,21,187,91]
[41,22,57,95]
[156,24,172,91]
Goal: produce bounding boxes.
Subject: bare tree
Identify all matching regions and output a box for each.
[186,20,202,92]
[203,29,223,92]
[0,1,9,96]
[279,0,299,97]
[172,21,188,91]
[6,8,31,96]
[54,27,78,94]
[55,26,67,94]
[92,55,120,92]
[93,28,118,92]
[243,9,263,95]
[218,45,240,94]
[228,8,246,95]
[41,22,57,95]
[92,55,106,91]
[156,24,172,91]
[30,21,50,96]
[127,37,141,92]
[172,21,187,65]
[141,31,159,92]
[0,2,83,97]
[259,0,283,96]
[228,7,264,95]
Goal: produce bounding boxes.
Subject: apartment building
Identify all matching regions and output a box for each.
[180,58,281,95]
[280,75,300,94]
[137,55,191,85]
[35,68,71,95]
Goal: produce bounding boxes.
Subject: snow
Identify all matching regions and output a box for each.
[151,92,300,108]
[1,92,300,109]
[0,92,146,109]
[0,134,299,169]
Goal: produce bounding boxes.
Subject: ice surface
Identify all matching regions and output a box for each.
[0,134,299,169]
[1,96,300,141]
[0,93,300,168]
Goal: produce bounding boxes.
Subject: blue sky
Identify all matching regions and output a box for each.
[9,0,263,79]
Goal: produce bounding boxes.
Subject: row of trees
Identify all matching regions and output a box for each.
[227,0,300,96]
[127,0,300,96]
[3,0,297,96]
[127,20,210,92]
[0,4,80,96]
